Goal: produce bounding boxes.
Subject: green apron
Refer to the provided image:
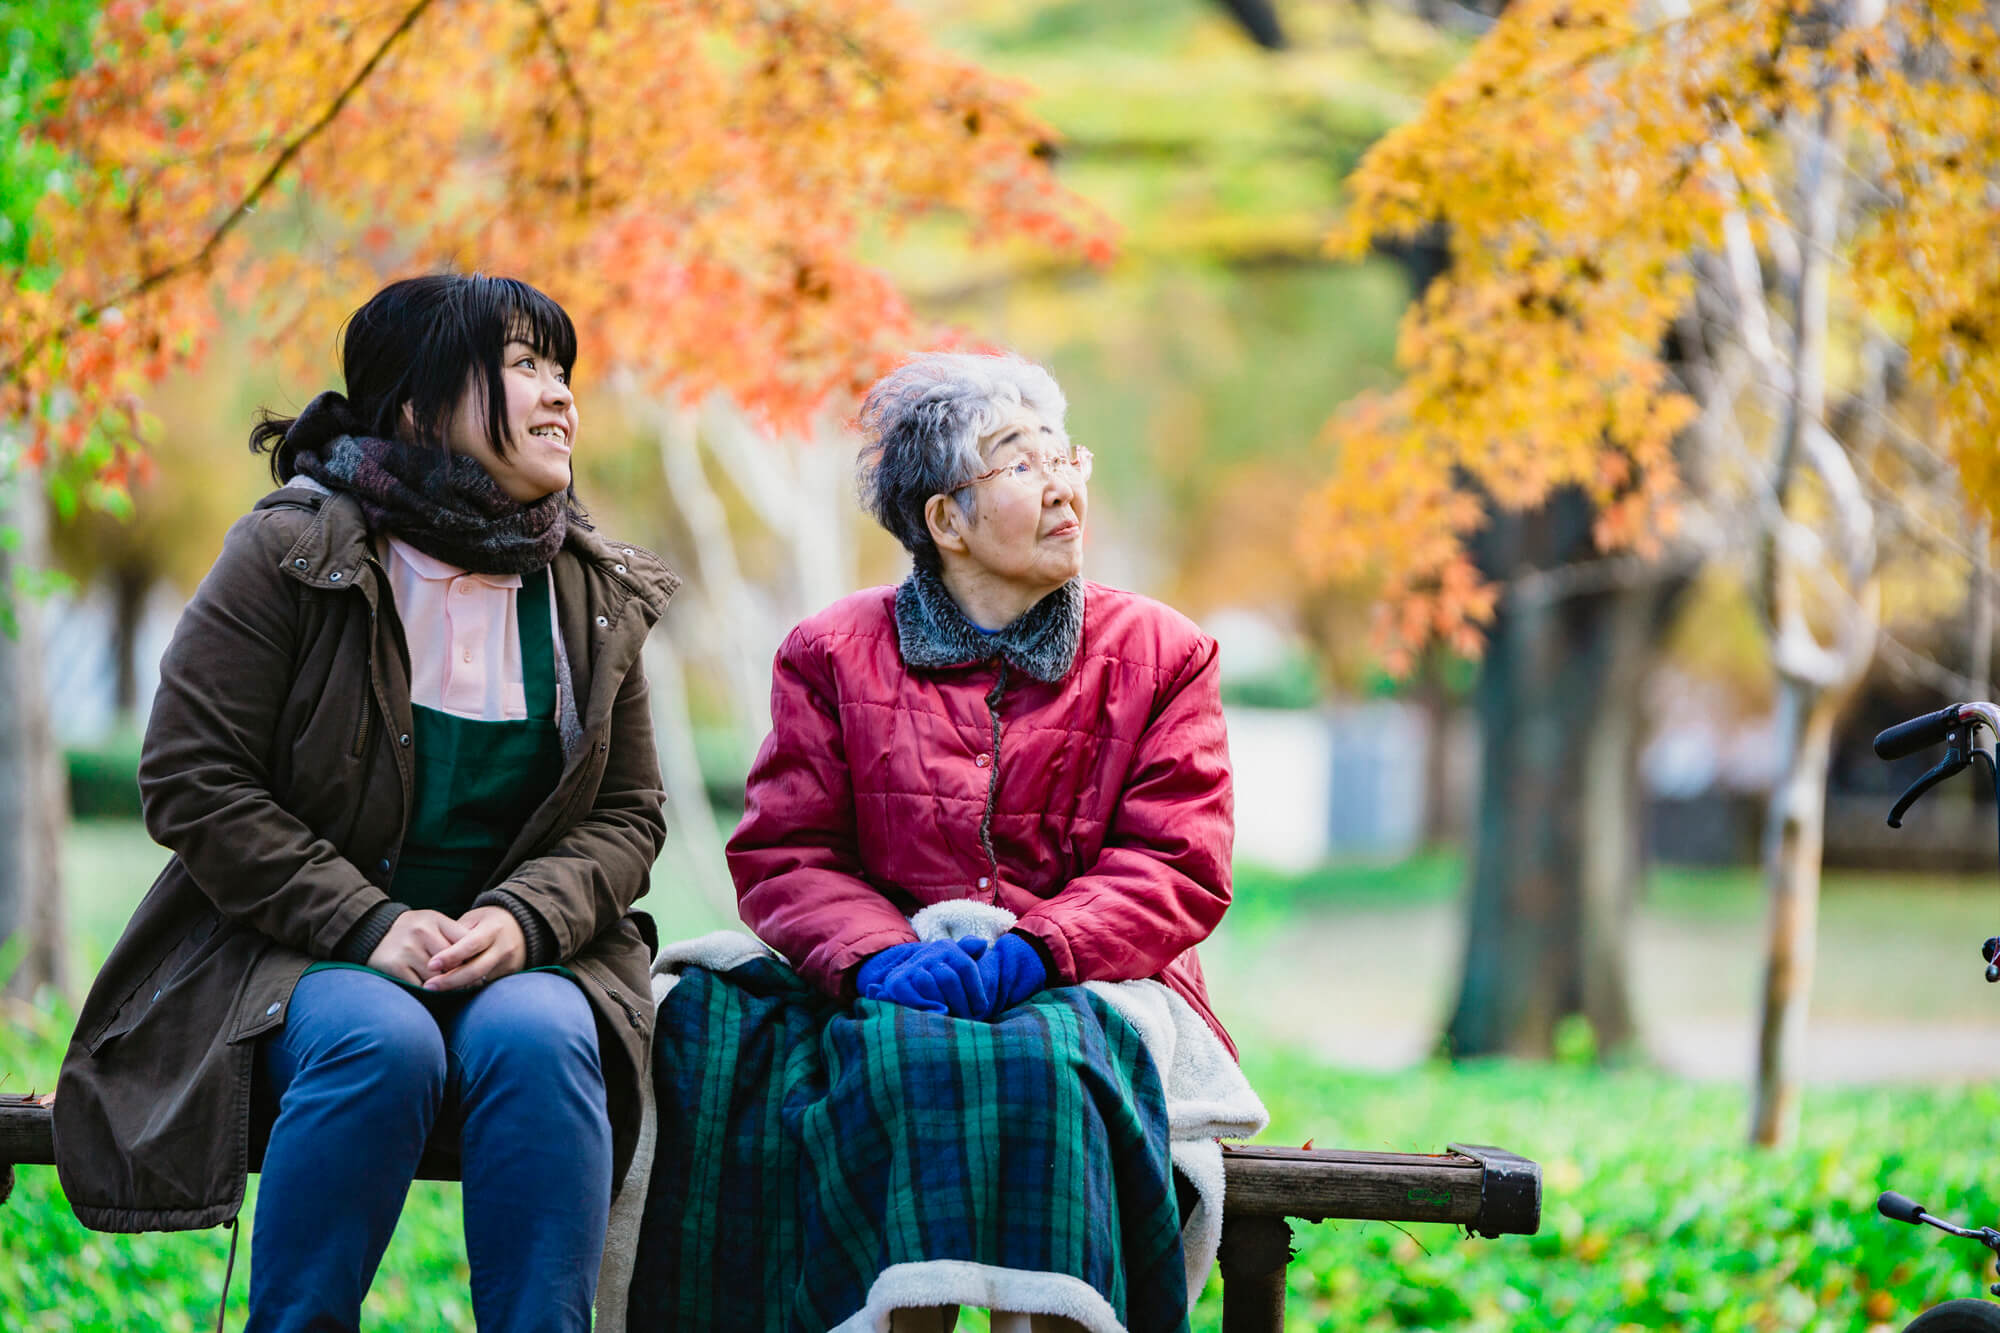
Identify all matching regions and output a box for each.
[310,568,567,986]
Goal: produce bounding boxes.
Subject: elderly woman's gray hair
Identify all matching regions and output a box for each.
[856,351,1069,570]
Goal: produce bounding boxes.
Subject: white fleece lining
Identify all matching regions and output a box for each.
[828,1261,1124,1333]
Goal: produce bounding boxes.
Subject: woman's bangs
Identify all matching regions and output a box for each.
[497,279,578,375]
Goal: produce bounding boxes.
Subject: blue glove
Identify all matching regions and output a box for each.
[977,932,1048,1017]
[854,941,924,998]
[858,938,992,1018]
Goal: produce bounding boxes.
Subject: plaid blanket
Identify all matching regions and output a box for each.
[625,955,1190,1333]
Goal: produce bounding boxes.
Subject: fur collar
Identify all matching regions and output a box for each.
[893,566,1084,683]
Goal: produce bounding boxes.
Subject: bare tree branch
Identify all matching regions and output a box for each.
[520,0,594,209]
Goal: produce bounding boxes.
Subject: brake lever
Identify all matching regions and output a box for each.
[1886,727,1972,828]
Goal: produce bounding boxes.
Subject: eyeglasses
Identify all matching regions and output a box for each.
[958,445,1094,492]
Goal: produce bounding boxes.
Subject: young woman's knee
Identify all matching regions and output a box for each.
[452,973,601,1075]
[271,971,449,1100]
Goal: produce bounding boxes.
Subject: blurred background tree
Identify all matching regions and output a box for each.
[0,0,99,1001]
[1307,0,1999,1144]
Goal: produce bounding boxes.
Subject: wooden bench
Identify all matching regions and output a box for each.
[0,1093,1540,1331]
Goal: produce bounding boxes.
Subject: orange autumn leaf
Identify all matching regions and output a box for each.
[4,0,1116,452]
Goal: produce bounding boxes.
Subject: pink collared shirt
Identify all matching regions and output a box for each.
[384,537,555,721]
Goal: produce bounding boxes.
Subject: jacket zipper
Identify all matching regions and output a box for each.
[978,662,1008,902]
[350,687,372,759]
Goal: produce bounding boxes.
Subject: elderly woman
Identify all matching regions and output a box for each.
[622,352,1243,1333]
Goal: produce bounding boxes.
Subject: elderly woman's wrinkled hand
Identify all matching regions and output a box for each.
[856,938,992,1018]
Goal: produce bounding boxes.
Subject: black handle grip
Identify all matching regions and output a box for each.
[1874,707,1963,761]
[1878,1190,1926,1223]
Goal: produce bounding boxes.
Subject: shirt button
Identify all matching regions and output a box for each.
[463,647,473,663]
[978,877,990,889]
[976,753,991,768]
[379,858,392,873]
[458,583,474,595]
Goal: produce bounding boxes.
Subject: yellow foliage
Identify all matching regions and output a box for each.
[1304,0,2000,668]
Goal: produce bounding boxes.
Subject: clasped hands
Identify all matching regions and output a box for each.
[855,935,1047,1021]
[365,906,527,992]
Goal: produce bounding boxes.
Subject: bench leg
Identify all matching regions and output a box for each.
[1218,1215,1293,1333]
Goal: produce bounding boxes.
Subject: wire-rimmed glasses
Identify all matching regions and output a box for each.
[958,445,1093,492]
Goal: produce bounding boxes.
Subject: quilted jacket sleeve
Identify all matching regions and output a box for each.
[728,625,921,995]
[1011,633,1233,985]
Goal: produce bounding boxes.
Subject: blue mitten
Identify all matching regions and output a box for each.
[977,932,1048,1018]
[861,939,992,1018]
[854,941,924,999]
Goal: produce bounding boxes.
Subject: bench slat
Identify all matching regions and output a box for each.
[0,1096,1538,1234]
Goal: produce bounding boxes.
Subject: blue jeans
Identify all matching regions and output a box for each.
[247,967,613,1333]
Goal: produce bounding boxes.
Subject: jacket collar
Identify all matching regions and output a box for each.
[893,565,1084,683]
[260,479,681,616]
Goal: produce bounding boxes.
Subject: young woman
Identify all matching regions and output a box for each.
[53,274,678,1332]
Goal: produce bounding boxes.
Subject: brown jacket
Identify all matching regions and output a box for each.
[52,483,678,1232]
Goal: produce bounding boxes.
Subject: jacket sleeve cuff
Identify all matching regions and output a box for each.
[477,889,558,969]
[335,901,409,964]
[1008,927,1061,985]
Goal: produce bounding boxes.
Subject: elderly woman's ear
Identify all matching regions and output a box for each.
[923,491,973,557]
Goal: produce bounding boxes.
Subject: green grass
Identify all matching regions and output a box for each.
[6,993,1995,1331]
[1196,1054,2000,1332]
[12,823,2000,1328]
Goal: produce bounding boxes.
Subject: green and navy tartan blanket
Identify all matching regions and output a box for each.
[624,953,1191,1333]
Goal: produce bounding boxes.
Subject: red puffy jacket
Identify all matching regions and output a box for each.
[728,578,1236,1055]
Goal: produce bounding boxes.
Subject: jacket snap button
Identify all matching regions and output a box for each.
[399,733,411,747]
[265,1002,281,1016]
[595,615,609,627]
[976,753,991,768]
[292,558,307,569]
[379,858,392,873]
[328,571,342,582]
[614,564,626,574]
[622,548,634,557]
[977,877,990,890]
[152,989,162,1003]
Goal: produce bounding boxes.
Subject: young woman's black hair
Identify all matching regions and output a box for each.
[250,274,579,484]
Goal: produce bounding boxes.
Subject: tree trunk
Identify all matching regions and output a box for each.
[643,632,742,925]
[0,464,70,1000]
[110,563,149,725]
[1748,673,1854,1145]
[1444,495,1680,1059]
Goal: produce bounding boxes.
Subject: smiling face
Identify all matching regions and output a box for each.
[925,400,1088,623]
[447,339,577,502]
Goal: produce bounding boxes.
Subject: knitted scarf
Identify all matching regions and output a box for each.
[284,393,567,576]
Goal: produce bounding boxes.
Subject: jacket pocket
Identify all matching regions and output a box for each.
[85,913,224,1055]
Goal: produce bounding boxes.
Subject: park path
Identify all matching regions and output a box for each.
[1203,903,2000,1085]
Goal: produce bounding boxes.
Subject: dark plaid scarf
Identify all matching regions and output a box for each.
[285,393,567,576]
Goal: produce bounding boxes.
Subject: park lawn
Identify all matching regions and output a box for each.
[8,821,1999,1329]
[5,982,1994,1331]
